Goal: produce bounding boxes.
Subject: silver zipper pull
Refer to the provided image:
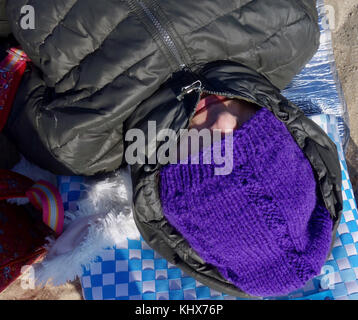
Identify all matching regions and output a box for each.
[177,80,202,101]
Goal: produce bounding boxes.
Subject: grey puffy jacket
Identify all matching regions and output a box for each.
[5,0,342,297]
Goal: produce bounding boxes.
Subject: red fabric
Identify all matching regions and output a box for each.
[0,170,54,293]
[0,169,34,200]
[0,203,50,292]
[0,49,59,292]
[0,49,29,132]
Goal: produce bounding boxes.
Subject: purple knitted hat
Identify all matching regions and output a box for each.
[159,107,333,297]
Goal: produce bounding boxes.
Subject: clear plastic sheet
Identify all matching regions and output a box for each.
[282,0,350,152]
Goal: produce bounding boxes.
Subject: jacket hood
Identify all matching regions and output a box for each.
[130,62,343,297]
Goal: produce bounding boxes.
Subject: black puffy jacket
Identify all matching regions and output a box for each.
[5,0,342,297]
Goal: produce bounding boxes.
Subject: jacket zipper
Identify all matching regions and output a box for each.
[130,2,263,113]
[177,80,263,108]
[134,0,187,70]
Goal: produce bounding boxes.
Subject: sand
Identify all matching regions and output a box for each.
[1,1,357,300]
[325,0,358,197]
[0,277,83,300]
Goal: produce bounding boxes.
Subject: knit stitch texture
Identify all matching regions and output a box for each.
[159,107,333,297]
